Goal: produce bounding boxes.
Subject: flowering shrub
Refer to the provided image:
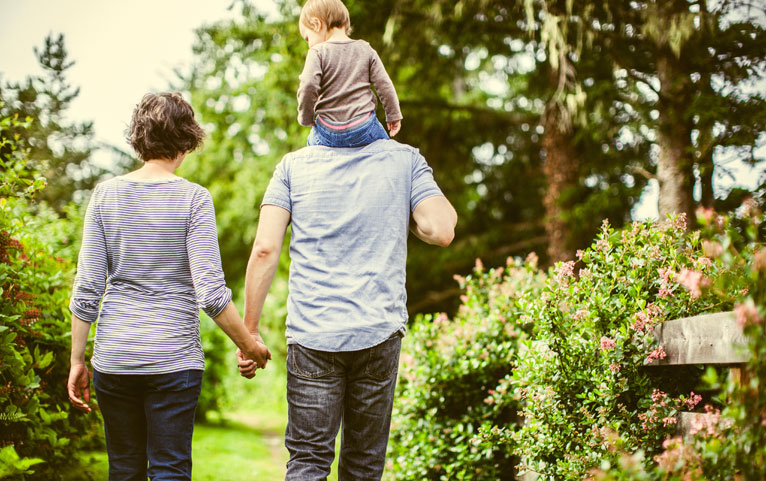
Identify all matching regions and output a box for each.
[1,113,100,480]
[585,202,765,480]
[388,257,546,480]
[497,217,731,479]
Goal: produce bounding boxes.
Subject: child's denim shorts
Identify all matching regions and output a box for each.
[307,111,389,148]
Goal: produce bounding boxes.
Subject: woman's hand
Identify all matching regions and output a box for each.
[67,363,92,413]
[237,333,271,379]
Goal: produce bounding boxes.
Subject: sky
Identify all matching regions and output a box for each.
[0,0,242,159]
[0,0,763,221]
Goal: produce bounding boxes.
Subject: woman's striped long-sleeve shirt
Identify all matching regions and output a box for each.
[69,177,232,374]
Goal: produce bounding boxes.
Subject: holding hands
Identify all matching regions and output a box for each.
[237,332,271,379]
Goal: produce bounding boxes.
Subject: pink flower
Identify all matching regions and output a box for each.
[600,336,616,351]
[576,249,585,260]
[701,240,723,258]
[646,346,667,364]
[557,261,576,281]
[474,258,484,272]
[696,206,715,224]
[632,311,650,333]
[609,363,621,373]
[676,268,708,299]
[734,301,762,327]
[525,252,539,268]
[695,256,713,270]
[573,309,588,321]
[657,268,674,298]
[595,238,610,252]
[662,416,677,427]
[685,392,702,410]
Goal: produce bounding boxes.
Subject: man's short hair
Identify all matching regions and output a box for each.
[300,0,352,34]
[127,92,205,161]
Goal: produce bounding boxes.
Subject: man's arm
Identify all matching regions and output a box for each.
[243,205,291,334]
[238,205,290,378]
[411,195,457,247]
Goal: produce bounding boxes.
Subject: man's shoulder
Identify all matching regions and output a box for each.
[285,140,418,162]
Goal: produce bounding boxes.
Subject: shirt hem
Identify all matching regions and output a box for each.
[92,360,205,375]
[288,323,406,353]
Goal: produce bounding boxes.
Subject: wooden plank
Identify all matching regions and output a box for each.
[648,311,747,366]
[677,411,733,439]
[517,471,539,481]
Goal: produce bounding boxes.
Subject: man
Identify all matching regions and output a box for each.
[237,139,456,480]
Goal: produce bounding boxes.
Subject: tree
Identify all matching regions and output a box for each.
[0,34,102,211]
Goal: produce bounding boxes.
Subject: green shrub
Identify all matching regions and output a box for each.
[499,217,731,479]
[391,214,747,480]
[590,203,766,480]
[389,257,546,480]
[0,112,100,480]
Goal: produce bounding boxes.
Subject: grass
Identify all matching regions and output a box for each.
[68,416,288,481]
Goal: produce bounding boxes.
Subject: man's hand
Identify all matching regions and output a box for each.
[387,120,401,137]
[67,363,92,413]
[237,333,272,379]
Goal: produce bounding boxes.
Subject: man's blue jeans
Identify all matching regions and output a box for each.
[93,369,203,481]
[285,332,402,481]
[307,111,389,148]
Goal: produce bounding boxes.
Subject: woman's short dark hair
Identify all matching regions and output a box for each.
[127,92,205,161]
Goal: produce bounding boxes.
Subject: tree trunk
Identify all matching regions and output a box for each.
[542,100,578,263]
[656,53,695,222]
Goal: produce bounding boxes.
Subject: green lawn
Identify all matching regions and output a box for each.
[69,417,288,481]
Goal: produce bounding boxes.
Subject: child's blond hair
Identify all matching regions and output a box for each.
[300,0,351,34]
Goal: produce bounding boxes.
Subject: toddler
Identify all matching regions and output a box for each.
[297,0,402,148]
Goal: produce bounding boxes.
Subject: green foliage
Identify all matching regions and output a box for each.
[587,204,766,480]
[389,258,546,480]
[196,313,231,420]
[0,111,100,480]
[0,34,110,211]
[503,216,729,479]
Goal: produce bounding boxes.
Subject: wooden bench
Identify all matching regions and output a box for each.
[646,310,746,437]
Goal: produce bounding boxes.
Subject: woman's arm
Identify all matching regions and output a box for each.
[187,188,271,368]
[68,315,92,413]
[212,301,270,369]
[68,189,106,413]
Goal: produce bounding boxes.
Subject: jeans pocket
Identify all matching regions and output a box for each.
[288,344,335,379]
[147,369,203,392]
[364,333,402,381]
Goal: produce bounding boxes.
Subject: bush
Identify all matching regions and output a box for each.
[589,203,766,480]
[496,217,732,479]
[389,257,546,480]
[0,112,100,480]
[390,214,751,480]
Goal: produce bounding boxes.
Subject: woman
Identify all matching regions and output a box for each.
[66,92,269,481]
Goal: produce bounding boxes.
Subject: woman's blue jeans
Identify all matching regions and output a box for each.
[93,369,203,481]
[307,112,389,148]
[284,332,402,480]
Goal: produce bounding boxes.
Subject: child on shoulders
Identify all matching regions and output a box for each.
[297,0,402,148]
